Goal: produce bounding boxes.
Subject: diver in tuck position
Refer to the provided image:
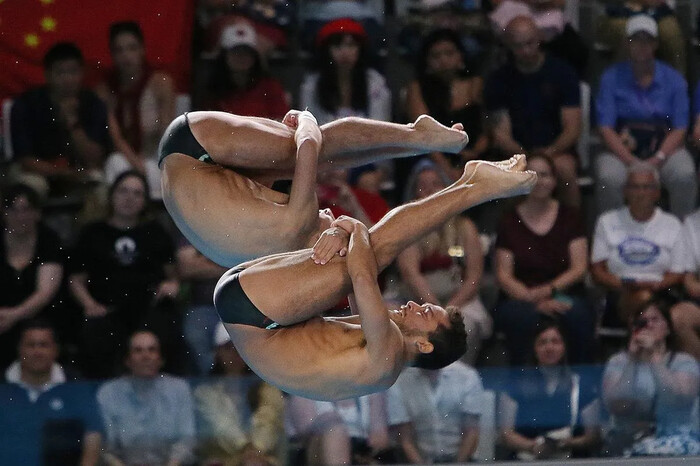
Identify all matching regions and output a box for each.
[213,155,536,401]
[158,109,470,267]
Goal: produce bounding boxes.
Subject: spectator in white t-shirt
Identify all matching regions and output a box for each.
[591,162,686,324]
[387,361,483,463]
[664,210,700,360]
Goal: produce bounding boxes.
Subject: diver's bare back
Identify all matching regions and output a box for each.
[225,316,403,401]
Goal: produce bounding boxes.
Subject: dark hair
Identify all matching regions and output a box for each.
[412,307,467,370]
[529,317,569,366]
[107,170,151,219]
[43,42,83,70]
[18,318,57,345]
[416,29,470,122]
[629,294,677,351]
[527,153,556,174]
[316,33,369,114]
[208,44,264,95]
[109,21,144,47]
[127,329,161,354]
[2,183,42,210]
[523,153,559,201]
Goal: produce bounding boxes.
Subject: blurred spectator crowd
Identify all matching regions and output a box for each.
[2,0,700,464]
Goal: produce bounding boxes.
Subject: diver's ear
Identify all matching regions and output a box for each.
[415,338,434,354]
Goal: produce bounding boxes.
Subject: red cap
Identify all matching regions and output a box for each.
[315,18,367,48]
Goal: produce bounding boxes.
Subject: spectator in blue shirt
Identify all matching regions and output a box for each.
[0,319,102,466]
[485,15,582,208]
[594,15,695,219]
[97,330,196,465]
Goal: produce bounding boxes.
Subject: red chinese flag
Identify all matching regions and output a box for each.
[0,0,194,101]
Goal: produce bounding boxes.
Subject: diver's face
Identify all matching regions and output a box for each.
[397,301,450,335]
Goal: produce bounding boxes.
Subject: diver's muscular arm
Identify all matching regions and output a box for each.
[288,111,322,214]
[345,220,395,365]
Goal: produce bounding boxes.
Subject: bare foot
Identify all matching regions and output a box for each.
[411,115,469,154]
[461,154,536,200]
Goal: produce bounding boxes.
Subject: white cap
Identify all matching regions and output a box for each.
[220,22,257,50]
[626,15,658,38]
[213,322,231,346]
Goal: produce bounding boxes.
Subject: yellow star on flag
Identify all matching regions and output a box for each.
[40,0,55,4]
[41,16,56,31]
[25,33,40,48]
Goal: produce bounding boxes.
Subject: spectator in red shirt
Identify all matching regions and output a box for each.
[202,20,289,119]
[494,155,593,365]
[317,164,389,228]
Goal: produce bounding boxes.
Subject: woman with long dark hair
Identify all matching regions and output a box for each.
[96,21,176,199]
[300,18,391,125]
[499,319,600,460]
[404,28,489,181]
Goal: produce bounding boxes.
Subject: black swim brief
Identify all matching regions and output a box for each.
[157,113,214,168]
[214,272,281,330]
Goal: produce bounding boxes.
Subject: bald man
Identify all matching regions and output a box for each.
[485,15,581,207]
[159,110,468,267]
[214,156,536,401]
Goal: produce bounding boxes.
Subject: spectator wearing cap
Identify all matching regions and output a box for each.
[594,14,695,219]
[201,20,289,120]
[299,1,384,54]
[300,18,393,192]
[97,330,196,466]
[300,18,391,126]
[194,322,286,466]
[0,320,102,466]
[10,42,109,199]
[485,15,582,208]
[597,1,686,75]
